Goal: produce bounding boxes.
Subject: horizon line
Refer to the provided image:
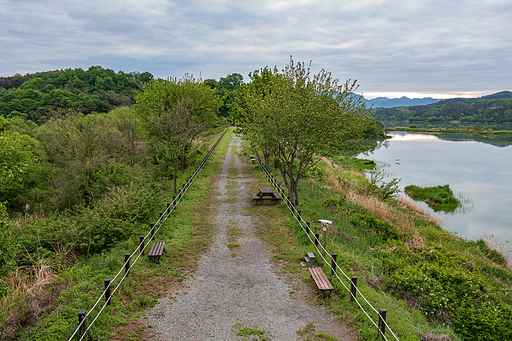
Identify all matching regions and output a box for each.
[358,91,499,100]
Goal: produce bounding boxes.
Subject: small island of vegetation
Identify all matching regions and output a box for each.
[405,184,460,212]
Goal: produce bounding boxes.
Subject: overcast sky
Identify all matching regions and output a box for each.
[1,0,511,98]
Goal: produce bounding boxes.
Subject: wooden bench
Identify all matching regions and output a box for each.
[251,193,282,201]
[309,267,333,298]
[148,241,165,264]
[251,187,282,201]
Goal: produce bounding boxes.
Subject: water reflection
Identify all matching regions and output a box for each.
[362,132,512,254]
[384,131,512,147]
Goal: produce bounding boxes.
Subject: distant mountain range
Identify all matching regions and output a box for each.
[371,91,512,126]
[362,96,441,108]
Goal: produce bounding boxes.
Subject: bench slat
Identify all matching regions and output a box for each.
[148,241,165,263]
[309,267,333,298]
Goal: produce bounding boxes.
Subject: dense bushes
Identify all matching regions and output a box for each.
[12,181,162,258]
[381,245,512,340]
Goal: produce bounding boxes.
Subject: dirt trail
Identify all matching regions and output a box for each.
[143,135,356,340]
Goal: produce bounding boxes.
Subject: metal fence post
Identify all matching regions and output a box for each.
[314,233,319,247]
[78,310,87,340]
[331,253,337,275]
[104,279,111,305]
[167,202,171,217]
[350,276,357,301]
[378,308,387,340]
[124,253,130,276]
[139,235,144,255]
[306,221,310,235]
[150,222,155,241]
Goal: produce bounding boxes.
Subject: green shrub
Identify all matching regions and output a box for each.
[349,213,400,241]
[405,184,460,212]
[13,182,162,258]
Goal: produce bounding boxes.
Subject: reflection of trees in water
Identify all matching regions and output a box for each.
[340,138,388,157]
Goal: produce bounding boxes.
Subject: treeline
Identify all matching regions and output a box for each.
[0,66,153,124]
[372,91,512,126]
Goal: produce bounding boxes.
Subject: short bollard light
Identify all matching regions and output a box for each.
[318,219,332,254]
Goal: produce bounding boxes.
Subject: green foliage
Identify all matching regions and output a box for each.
[381,245,512,340]
[0,202,16,281]
[0,130,42,210]
[405,184,460,212]
[134,76,221,193]
[36,109,146,209]
[0,66,153,124]
[373,92,512,128]
[13,181,161,256]
[233,58,372,205]
[204,73,244,117]
[349,213,400,241]
[366,167,401,199]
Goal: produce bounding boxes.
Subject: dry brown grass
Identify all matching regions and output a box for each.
[319,157,446,248]
[0,260,63,340]
[347,191,425,247]
[396,196,443,226]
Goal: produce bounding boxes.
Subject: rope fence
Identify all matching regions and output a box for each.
[68,128,228,341]
[253,150,400,341]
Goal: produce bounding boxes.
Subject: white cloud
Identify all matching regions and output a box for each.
[0,0,510,96]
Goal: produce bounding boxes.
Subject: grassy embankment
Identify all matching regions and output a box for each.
[244,148,512,341]
[0,128,232,341]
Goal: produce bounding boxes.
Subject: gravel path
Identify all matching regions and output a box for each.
[143,135,355,340]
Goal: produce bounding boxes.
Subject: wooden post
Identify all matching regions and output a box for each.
[378,308,387,340]
[350,276,357,301]
[139,235,144,255]
[104,279,111,305]
[331,253,337,275]
[297,210,301,223]
[314,233,319,247]
[78,310,87,340]
[306,221,310,235]
[173,196,177,209]
[167,203,170,217]
[159,212,163,222]
[124,253,130,276]
[150,222,155,241]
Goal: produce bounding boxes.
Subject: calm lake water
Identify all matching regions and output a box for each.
[360,132,512,254]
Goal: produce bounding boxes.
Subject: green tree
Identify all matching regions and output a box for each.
[0,202,15,282]
[134,77,221,193]
[37,113,128,208]
[0,131,41,209]
[233,58,371,205]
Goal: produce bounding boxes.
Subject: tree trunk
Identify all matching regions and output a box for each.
[289,180,300,206]
[264,151,270,168]
[173,157,178,194]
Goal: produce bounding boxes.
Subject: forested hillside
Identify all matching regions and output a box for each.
[372,91,512,126]
[0,67,154,123]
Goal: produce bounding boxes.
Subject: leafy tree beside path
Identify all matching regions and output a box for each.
[233,58,372,205]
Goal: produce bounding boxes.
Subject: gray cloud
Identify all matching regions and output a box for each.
[0,0,510,96]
